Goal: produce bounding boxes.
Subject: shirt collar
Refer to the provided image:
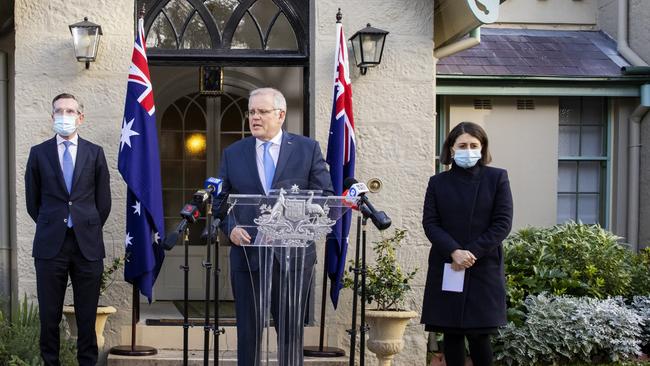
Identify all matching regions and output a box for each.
[57,134,79,146]
[256,130,283,149]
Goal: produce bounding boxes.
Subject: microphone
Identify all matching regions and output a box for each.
[192,189,211,206]
[201,192,230,242]
[204,177,223,196]
[344,177,392,230]
[162,220,187,250]
[162,203,201,250]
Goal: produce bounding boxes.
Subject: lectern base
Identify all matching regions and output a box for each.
[109,345,158,356]
[303,346,346,357]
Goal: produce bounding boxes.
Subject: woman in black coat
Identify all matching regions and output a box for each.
[421,121,513,366]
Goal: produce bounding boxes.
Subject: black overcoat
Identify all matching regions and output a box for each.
[421,163,513,330]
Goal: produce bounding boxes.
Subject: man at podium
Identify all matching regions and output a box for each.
[218,87,334,365]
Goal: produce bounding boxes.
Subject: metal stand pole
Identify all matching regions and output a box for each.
[203,198,214,366]
[213,221,224,365]
[359,217,368,366]
[182,227,191,366]
[347,215,362,365]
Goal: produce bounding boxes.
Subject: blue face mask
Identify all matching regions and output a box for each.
[53,115,78,137]
[453,149,481,168]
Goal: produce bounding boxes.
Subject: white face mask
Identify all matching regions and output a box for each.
[53,115,78,137]
[453,149,482,168]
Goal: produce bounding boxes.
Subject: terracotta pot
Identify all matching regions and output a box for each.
[62,305,117,349]
[365,309,418,366]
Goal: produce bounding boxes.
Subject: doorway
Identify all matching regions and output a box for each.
[150,66,304,301]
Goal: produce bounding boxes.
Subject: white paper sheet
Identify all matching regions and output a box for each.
[442,263,465,292]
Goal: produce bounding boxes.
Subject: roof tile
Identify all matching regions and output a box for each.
[437,29,625,77]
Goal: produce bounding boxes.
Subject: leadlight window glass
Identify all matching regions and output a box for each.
[145,0,298,51]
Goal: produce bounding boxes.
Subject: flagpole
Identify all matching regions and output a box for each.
[109,284,157,356]
[109,3,158,358]
[303,8,347,359]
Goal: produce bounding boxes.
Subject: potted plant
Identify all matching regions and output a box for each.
[62,256,124,348]
[344,228,419,366]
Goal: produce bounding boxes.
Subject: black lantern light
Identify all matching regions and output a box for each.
[69,17,103,69]
[348,23,389,75]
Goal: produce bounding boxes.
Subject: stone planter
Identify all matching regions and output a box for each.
[366,309,418,366]
[62,305,117,349]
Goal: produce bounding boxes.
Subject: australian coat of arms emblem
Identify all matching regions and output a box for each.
[254,187,336,247]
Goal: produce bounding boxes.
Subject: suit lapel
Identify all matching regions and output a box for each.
[244,137,266,194]
[71,137,88,193]
[44,137,69,195]
[272,132,294,187]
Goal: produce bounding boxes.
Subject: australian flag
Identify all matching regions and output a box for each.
[117,18,165,303]
[325,19,356,308]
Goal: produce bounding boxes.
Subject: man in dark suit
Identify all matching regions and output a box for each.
[25,93,111,366]
[218,87,333,365]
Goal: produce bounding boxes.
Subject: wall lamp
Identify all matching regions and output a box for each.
[69,17,103,69]
[349,23,389,75]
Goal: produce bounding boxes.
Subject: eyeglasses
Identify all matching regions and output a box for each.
[244,108,281,118]
[53,108,81,116]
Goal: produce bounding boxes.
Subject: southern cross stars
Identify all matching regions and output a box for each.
[125,232,134,248]
[120,117,140,152]
[132,200,141,216]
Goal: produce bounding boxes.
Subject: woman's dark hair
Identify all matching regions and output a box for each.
[440,121,492,165]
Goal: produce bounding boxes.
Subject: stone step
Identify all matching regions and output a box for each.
[122,324,333,352]
[107,349,347,366]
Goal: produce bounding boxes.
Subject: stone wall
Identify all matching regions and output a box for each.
[314,0,434,363]
[13,0,133,358]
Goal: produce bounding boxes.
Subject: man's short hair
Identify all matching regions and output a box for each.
[52,93,84,114]
[249,88,287,112]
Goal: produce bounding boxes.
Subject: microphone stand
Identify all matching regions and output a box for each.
[347,214,361,365]
[212,217,225,365]
[202,196,214,366]
[347,213,369,366]
[359,216,368,366]
[182,225,191,366]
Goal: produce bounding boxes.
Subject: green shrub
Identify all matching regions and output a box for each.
[493,294,642,365]
[503,223,650,317]
[629,248,650,296]
[343,228,418,311]
[0,295,78,366]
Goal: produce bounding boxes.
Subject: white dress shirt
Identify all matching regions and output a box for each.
[255,130,282,193]
[56,134,78,171]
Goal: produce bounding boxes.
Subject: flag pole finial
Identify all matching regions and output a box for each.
[139,3,146,19]
[336,8,342,23]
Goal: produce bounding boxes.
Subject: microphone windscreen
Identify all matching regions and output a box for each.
[343,177,358,191]
[162,232,179,250]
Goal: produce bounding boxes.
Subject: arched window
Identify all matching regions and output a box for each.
[140,0,307,60]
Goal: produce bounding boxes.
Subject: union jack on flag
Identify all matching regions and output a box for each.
[118,17,165,302]
[325,19,356,308]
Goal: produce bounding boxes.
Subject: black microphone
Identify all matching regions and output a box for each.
[201,192,230,242]
[162,203,201,250]
[162,220,187,250]
[344,177,392,230]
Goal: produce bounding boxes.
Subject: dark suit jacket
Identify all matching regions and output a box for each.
[218,132,334,271]
[421,163,513,330]
[25,136,111,261]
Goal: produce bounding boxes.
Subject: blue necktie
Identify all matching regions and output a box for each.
[62,141,74,227]
[263,142,275,194]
